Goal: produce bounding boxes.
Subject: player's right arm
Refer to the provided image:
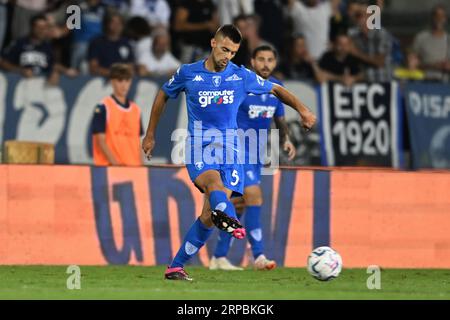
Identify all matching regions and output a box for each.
[270,84,316,131]
[243,68,316,131]
[142,65,187,159]
[142,89,169,159]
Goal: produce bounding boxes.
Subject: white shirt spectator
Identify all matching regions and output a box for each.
[134,36,153,64]
[17,0,47,11]
[129,0,171,27]
[289,0,332,60]
[138,50,180,76]
[413,31,450,81]
[218,0,254,25]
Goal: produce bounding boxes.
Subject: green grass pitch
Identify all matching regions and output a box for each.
[0,266,449,299]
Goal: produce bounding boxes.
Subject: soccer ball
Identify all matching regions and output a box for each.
[307,246,343,281]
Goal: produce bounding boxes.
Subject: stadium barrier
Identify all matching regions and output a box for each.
[1,164,449,268]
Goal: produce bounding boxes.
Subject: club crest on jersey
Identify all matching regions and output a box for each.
[195,161,204,170]
[119,46,130,59]
[212,76,222,87]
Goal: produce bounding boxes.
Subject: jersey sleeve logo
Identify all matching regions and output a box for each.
[168,67,181,85]
[256,74,265,86]
[168,75,175,86]
[225,74,242,81]
[212,75,222,87]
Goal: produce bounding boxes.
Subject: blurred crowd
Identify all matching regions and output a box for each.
[0,0,449,85]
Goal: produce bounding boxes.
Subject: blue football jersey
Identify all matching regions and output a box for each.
[162,60,275,136]
[237,77,285,164]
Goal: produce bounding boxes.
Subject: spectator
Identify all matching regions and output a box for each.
[92,63,143,166]
[232,14,272,67]
[218,0,254,25]
[88,12,135,77]
[0,14,54,77]
[124,16,153,67]
[254,0,285,53]
[231,14,251,66]
[101,0,129,14]
[70,0,107,71]
[348,4,393,82]
[129,0,171,28]
[413,4,450,82]
[45,1,74,68]
[287,0,341,60]
[394,49,425,82]
[319,33,363,86]
[243,15,273,55]
[329,0,363,42]
[0,13,78,84]
[276,34,323,82]
[137,28,181,77]
[173,0,219,63]
[11,0,47,41]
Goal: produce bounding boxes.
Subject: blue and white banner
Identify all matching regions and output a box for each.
[404,83,450,169]
[319,82,403,167]
[0,72,320,165]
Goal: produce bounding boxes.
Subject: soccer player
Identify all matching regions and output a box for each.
[142,25,316,281]
[210,45,295,271]
[92,63,143,166]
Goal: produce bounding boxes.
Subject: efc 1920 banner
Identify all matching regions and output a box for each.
[319,82,403,167]
[1,165,450,268]
[404,83,450,169]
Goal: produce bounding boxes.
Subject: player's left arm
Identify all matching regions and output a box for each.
[270,84,316,131]
[274,116,296,161]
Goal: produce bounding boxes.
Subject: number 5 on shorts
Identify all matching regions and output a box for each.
[231,170,239,186]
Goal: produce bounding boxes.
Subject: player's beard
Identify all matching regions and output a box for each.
[259,68,271,78]
[215,57,228,70]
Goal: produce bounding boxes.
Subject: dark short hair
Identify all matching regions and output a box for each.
[246,14,261,28]
[124,16,151,39]
[292,33,305,40]
[215,24,242,44]
[334,32,350,42]
[252,45,278,59]
[30,14,47,29]
[109,63,133,80]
